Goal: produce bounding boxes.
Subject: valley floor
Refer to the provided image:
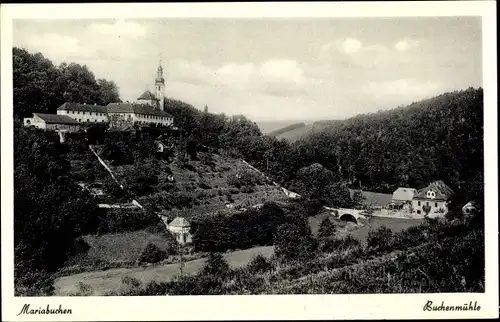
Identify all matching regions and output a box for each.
[53,245,274,296]
[54,216,425,296]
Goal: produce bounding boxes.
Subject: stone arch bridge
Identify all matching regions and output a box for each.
[324,206,368,224]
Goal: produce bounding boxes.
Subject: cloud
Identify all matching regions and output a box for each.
[87,19,148,39]
[20,33,93,63]
[319,38,363,59]
[259,59,305,84]
[319,38,421,74]
[394,38,420,52]
[364,78,442,99]
[16,19,151,66]
[341,38,362,54]
[170,58,318,98]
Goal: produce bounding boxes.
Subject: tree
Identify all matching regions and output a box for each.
[318,217,336,238]
[274,211,317,263]
[125,163,159,197]
[201,252,231,280]
[138,243,167,264]
[352,190,366,207]
[14,127,105,293]
[96,79,121,105]
[422,204,432,217]
[323,182,354,208]
[292,163,335,203]
[13,48,63,119]
[13,47,122,120]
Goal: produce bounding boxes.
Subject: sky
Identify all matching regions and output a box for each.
[13,17,482,122]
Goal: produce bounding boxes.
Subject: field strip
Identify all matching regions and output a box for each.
[53,245,274,296]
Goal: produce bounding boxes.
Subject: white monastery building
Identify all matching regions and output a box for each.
[23,58,174,131]
[57,102,109,123]
[107,102,174,127]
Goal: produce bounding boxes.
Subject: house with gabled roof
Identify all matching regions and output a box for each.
[388,187,417,210]
[412,180,454,217]
[24,113,81,132]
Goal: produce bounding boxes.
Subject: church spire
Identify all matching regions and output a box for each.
[155,52,166,110]
[156,54,163,79]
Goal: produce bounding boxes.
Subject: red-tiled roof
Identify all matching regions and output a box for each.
[413,180,454,201]
[34,113,80,125]
[137,90,158,101]
[107,103,174,118]
[57,102,107,113]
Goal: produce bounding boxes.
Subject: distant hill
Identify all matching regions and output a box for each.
[267,122,306,137]
[256,120,306,135]
[273,122,331,142]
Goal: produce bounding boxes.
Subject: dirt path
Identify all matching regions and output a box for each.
[54,245,274,296]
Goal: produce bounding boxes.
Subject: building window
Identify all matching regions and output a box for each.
[78,111,81,114]
[435,202,438,207]
[83,111,86,115]
[418,201,421,206]
[417,210,421,214]
[426,201,429,206]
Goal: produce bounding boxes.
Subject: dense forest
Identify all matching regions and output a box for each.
[13,47,121,120]
[13,48,484,295]
[163,86,484,209]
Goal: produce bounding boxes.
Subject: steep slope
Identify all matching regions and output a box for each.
[100,149,290,221]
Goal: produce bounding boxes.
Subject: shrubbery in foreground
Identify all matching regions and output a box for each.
[116,213,484,295]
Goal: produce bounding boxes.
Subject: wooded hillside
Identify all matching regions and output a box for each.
[13,47,121,120]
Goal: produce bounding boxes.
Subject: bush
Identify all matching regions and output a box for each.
[201,252,231,279]
[14,269,55,296]
[100,209,161,234]
[301,198,325,217]
[124,163,159,197]
[247,254,274,274]
[367,226,394,252]
[318,217,336,238]
[319,235,361,253]
[191,202,285,252]
[240,186,254,193]
[74,237,91,254]
[226,170,262,188]
[392,225,428,249]
[76,282,94,296]
[274,219,318,264]
[138,243,167,264]
[197,179,211,189]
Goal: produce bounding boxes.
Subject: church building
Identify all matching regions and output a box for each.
[136,60,166,110]
[23,57,174,131]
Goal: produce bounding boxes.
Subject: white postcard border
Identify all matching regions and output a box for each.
[1,1,498,320]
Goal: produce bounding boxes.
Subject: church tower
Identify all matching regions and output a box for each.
[154,56,165,110]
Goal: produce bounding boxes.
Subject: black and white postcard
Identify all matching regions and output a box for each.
[1,1,498,320]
